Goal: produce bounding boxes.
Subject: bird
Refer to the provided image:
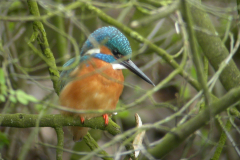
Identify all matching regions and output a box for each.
[59,26,154,142]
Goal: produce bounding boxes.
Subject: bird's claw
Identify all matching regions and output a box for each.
[80,117,85,124]
[103,114,109,126]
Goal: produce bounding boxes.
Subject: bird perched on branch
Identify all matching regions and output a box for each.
[59,26,154,142]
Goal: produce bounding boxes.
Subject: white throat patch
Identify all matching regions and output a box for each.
[111,64,126,70]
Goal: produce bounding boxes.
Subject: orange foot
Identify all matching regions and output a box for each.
[103,114,109,126]
[80,117,85,124]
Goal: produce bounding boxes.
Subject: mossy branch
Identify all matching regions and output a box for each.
[27,0,60,94]
[55,127,64,160]
[0,114,121,135]
[211,118,232,160]
[83,133,113,160]
[190,1,240,91]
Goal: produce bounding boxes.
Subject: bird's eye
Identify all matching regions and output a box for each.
[112,49,118,55]
[117,54,122,58]
[112,49,122,58]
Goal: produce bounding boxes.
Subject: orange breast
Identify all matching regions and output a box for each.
[59,57,124,118]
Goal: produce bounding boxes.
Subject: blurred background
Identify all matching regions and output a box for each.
[0,0,240,159]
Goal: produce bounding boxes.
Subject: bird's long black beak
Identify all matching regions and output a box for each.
[121,60,155,86]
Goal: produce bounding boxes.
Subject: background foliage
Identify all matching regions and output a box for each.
[0,0,240,159]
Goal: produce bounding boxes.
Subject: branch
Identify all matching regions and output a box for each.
[181,0,211,105]
[131,1,180,28]
[27,0,60,94]
[147,85,240,158]
[55,127,64,160]
[190,1,240,91]
[211,118,232,160]
[0,1,82,22]
[84,133,113,160]
[0,114,121,135]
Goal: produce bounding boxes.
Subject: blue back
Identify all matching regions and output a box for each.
[59,57,77,90]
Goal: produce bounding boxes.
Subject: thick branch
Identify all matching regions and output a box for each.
[0,114,121,136]
[190,2,240,91]
[148,85,240,158]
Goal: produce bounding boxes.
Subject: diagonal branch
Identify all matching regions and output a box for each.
[190,1,240,91]
[147,85,240,158]
[84,133,113,160]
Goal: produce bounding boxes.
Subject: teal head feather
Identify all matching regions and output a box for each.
[80,26,132,57]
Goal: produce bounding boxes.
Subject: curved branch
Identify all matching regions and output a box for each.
[27,0,60,94]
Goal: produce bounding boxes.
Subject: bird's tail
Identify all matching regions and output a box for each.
[69,126,89,142]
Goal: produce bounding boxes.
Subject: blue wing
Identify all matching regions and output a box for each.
[59,53,114,91]
[59,57,78,91]
[59,55,92,91]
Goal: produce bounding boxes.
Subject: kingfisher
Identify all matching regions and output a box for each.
[59,26,154,141]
